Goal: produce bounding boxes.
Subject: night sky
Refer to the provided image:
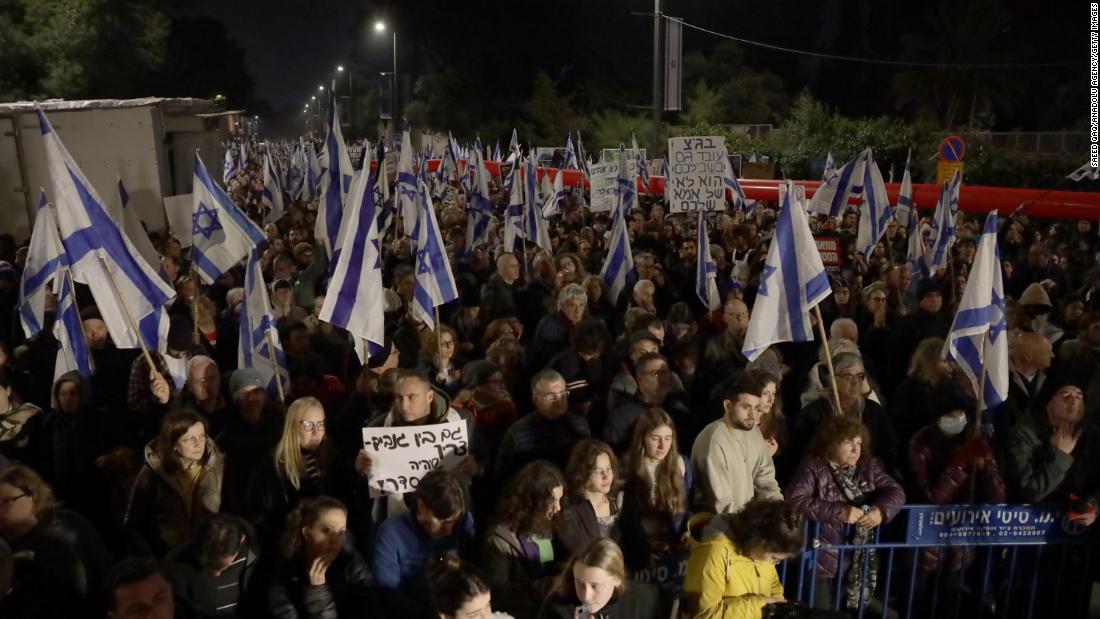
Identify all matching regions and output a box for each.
[183,0,1086,130]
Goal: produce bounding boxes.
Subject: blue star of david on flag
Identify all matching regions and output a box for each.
[757,264,777,297]
[192,201,224,239]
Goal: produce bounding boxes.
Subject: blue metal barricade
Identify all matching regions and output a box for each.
[779,504,1094,619]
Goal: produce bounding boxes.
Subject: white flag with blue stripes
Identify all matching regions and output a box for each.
[856,150,893,257]
[695,212,720,310]
[262,150,286,224]
[893,152,914,227]
[524,156,552,252]
[617,144,639,213]
[928,170,961,271]
[743,181,832,361]
[599,149,635,301]
[543,168,566,218]
[563,132,579,170]
[115,178,162,280]
[723,154,747,212]
[503,162,524,252]
[397,123,418,238]
[320,162,385,364]
[191,153,266,284]
[316,91,354,258]
[412,178,458,329]
[38,107,173,353]
[18,191,65,338]
[632,133,650,193]
[507,129,520,163]
[223,147,237,186]
[464,142,493,253]
[239,248,288,394]
[807,149,867,218]
[238,142,247,172]
[53,267,94,383]
[943,212,1008,410]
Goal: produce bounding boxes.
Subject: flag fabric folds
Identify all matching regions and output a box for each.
[18,191,65,338]
[223,147,237,185]
[262,150,286,223]
[412,178,458,329]
[52,268,94,384]
[315,91,354,258]
[38,107,173,353]
[542,168,567,218]
[524,156,552,252]
[928,170,962,271]
[742,181,832,361]
[632,133,650,193]
[191,153,266,285]
[855,150,893,257]
[116,178,162,278]
[464,142,493,254]
[599,150,635,302]
[563,132,579,171]
[396,123,419,238]
[319,162,386,364]
[695,212,720,310]
[807,149,867,218]
[616,144,639,214]
[503,163,524,252]
[723,156,747,212]
[238,248,288,394]
[942,212,1008,410]
[894,152,914,227]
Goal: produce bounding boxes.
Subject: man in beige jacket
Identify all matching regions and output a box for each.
[691,370,782,514]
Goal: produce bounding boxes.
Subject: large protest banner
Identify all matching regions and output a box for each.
[666,136,728,213]
[362,421,469,496]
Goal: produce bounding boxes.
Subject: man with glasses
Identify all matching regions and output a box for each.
[176,356,230,435]
[493,370,591,486]
[604,353,691,453]
[692,371,782,514]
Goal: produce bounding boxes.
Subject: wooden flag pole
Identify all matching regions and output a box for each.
[265,328,286,403]
[813,304,845,416]
[191,266,201,345]
[97,253,157,372]
[435,306,443,364]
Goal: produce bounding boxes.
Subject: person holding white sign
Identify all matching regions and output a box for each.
[355,370,483,521]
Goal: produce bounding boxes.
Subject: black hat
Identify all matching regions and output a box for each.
[916,279,942,301]
[462,359,501,389]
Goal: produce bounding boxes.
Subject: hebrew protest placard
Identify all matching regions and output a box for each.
[587,160,636,213]
[362,421,468,497]
[667,136,728,213]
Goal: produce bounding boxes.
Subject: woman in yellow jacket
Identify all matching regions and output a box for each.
[683,499,805,619]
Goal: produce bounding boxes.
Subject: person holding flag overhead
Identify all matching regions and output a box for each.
[315,88,354,261]
[598,149,635,303]
[411,177,458,329]
[191,153,267,286]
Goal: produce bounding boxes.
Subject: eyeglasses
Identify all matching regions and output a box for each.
[0,494,26,509]
[439,339,455,348]
[837,373,866,383]
[537,390,570,401]
[299,420,326,433]
[178,433,207,447]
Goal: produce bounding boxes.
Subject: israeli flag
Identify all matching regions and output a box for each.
[576,131,591,177]
[316,90,354,258]
[807,149,867,218]
[412,178,458,329]
[238,247,288,394]
[906,202,931,290]
[507,129,521,163]
[52,267,94,384]
[305,142,322,202]
[599,149,636,301]
[524,156,552,252]
[18,191,65,338]
[742,181,832,361]
[397,122,418,238]
[660,158,671,202]
[262,151,286,223]
[632,133,650,193]
[191,153,266,285]
[928,170,961,271]
[38,107,173,352]
[893,151,914,227]
[563,132,579,170]
[543,168,566,218]
[434,132,459,197]
[723,154,747,212]
[492,140,501,162]
[320,161,385,364]
[238,142,247,172]
[856,150,893,257]
[464,142,493,254]
[223,147,237,186]
[504,161,524,252]
[287,142,305,200]
[943,212,1008,410]
[696,212,720,310]
[373,141,394,238]
[617,144,639,213]
[116,177,163,283]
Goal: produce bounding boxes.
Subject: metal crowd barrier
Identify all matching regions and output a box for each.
[778,504,1095,619]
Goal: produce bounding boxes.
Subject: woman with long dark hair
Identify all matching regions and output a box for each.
[125,409,223,557]
[556,440,622,557]
[267,496,373,617]
[482,460,565,619]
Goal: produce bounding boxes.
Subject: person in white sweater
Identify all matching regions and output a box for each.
[691,370,782,514]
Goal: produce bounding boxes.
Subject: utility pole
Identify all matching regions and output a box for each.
[651,0,661,156]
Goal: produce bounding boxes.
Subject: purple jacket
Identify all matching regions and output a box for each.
[785,455,906,578]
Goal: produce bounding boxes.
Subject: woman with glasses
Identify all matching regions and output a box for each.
[557,439,622,557]
[126,409,224,557]
[793,352,902,480]
[0,464,113,604]
[418,325,465,396]
[246,396,352,550]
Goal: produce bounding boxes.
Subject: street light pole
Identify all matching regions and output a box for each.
[392,30,398,124]
[651,0,661,157]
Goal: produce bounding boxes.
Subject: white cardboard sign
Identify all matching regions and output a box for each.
[667,136,728,212]
[362,421,468,496]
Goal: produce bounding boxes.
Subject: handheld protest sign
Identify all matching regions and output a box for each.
[361,421,469,497]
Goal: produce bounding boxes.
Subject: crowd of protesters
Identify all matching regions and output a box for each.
[0,144,1097,619]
